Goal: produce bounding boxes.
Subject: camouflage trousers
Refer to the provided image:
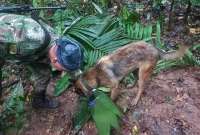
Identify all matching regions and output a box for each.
[0,61,51,97]
[26,63,51,96]
[0,60,4,97]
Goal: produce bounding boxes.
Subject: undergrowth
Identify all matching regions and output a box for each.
[1,0,199,135]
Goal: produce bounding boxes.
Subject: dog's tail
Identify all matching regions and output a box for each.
[158,44,190,60]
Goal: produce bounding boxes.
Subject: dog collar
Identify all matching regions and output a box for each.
[70,69,83,80]
[79,76,93,96]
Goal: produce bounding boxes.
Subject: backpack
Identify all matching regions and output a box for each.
[0,13,50,62]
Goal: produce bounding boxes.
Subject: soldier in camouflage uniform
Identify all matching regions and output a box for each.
[0,13,84,109]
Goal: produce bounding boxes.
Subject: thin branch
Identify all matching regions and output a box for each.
[168,0,174,30]
[184,0,192,25]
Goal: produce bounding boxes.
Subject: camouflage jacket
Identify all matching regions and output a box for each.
[0,13,59,63]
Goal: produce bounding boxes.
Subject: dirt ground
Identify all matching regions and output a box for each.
[20,66,200,135]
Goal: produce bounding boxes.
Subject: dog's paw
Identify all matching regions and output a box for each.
[131,99,139,106]
[116,95,130,113]
[117,99,129,112]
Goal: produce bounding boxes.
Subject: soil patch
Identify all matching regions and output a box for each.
[21,67,200,135]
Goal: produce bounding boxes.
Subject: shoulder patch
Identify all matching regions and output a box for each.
[9,44,17,54]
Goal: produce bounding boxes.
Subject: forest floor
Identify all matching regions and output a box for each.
[19,66,200,135]
[1,1,199,135]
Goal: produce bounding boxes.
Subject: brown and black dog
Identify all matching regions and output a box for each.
[75,41,190,105]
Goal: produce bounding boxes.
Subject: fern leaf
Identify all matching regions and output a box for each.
[91,91,122,135]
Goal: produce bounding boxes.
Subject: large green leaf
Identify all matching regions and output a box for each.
[73,97,91,133]
[54,73,71,96]
[72,90,122,135]
[91,91,122,135]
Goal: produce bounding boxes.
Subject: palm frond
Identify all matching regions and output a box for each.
[92,2,103,14]
[84,50,105,68]
[63,15,131,68]
[122,21,153,41]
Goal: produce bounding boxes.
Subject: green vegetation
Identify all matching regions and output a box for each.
[0,0,199,135]
[0,81,25,134]
[73,89,122,135]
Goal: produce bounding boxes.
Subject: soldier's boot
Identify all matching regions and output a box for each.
[32,91,59,109]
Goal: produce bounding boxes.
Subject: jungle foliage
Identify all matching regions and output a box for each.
[0,0,199,135]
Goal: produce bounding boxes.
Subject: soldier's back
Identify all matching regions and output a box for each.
[0,13,48,62]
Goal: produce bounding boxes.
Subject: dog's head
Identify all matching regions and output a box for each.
[74,68,98,96]
[75,74,96,97]
[74,77,87,95]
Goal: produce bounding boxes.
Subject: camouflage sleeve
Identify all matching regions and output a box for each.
[38,20,60,47]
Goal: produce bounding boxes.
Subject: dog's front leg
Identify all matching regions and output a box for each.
[110,81,120,101]
[101,65,120,101]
